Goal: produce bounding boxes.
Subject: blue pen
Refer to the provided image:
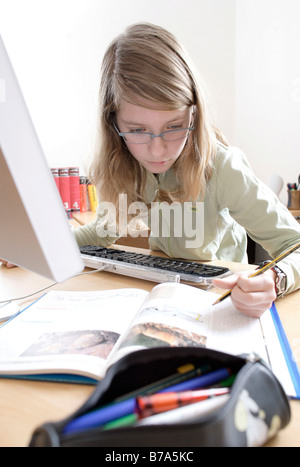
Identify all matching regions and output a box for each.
[159,367,230,393]
[62,367,231,435]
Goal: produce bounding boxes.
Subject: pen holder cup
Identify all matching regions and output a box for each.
[287,190,300,210]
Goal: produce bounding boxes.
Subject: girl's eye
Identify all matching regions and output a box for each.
[129,128,146,133]
[168,124,183,130]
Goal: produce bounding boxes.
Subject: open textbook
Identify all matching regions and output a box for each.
[0,283,299,398]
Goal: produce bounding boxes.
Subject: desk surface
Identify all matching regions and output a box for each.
[0,248,299,447]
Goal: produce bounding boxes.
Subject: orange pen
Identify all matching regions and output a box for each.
[136,387,230,418]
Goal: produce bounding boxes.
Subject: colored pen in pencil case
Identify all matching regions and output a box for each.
[63,367,231,435]
[135,394,230,427]
[136,387,230,417]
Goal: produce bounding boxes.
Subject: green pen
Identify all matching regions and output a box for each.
[212,374,236,388]
[102,413,138,430]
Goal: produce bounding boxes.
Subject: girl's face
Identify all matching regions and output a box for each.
[116,100,193,174]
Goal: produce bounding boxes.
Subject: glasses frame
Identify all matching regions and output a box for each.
[113,122,194,145]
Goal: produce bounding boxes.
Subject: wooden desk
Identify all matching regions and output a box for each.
[288,209,300,224]
[289,209,300,217]
[0,252,299,447]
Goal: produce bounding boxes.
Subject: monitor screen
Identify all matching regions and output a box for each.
[0,35,84,282]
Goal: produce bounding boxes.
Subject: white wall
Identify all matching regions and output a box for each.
[1,0,299,204]
[235,0,300,203]
[0,0,235,174]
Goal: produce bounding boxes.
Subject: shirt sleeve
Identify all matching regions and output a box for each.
[215,146,300,294]
[73,205,121,247]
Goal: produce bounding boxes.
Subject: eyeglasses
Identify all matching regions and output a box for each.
[113,123,194,144]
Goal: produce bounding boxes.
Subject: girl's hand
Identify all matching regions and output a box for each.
[0,259,16,269]
[212,270,277,318]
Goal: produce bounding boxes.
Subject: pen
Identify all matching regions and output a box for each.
[102,413,139,430]
[211,374,236,387]
[136,387,230,417]
[115,363,211,402]
[102,388,230,430]
[62,367,231,435]
[135,394,230,427]
[159,367,231,393]
[213,241,300,304]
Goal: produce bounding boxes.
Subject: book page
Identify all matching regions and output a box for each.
[113,282,268,364]
[0,289,148,380]
[204,299,268,359]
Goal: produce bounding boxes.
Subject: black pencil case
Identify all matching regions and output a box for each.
[29,347,291,447]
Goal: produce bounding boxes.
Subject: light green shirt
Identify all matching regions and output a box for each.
[74,143,300,294]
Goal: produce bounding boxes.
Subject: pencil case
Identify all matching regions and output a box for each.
[29,347,291,447]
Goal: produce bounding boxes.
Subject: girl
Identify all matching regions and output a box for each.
[73,23,300,317]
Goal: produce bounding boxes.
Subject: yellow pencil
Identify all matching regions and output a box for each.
[213,241,300,305]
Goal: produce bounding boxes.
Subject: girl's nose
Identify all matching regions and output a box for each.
[148,135,167,158]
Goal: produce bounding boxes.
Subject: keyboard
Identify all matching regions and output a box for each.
[80,245,230,286]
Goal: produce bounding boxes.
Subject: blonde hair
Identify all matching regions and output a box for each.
[89,22,227,210]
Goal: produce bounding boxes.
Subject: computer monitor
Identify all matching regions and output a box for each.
[0,35,84,282]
